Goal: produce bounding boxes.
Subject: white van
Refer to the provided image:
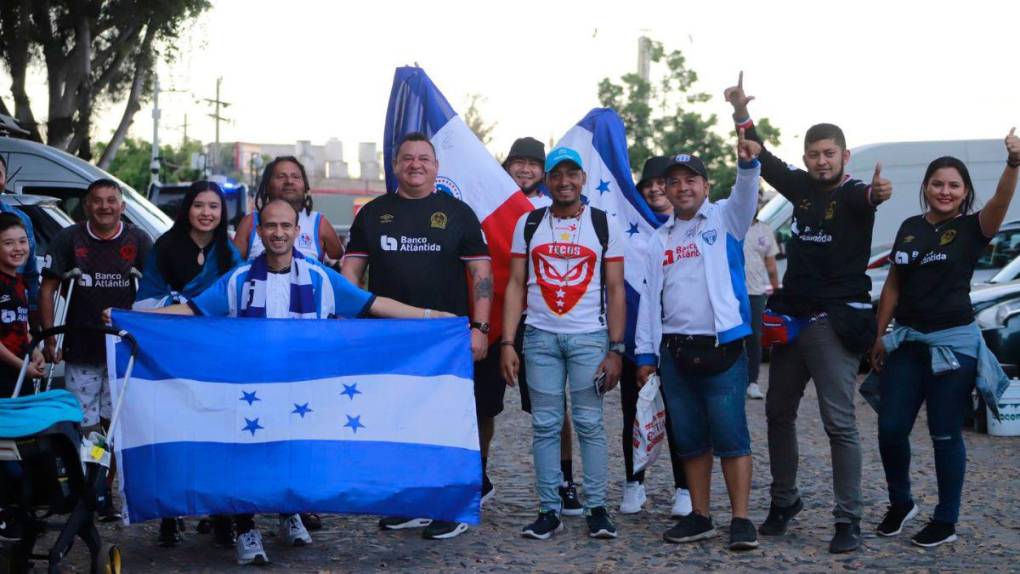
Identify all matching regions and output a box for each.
[0,135,172,240]
[758,139,1020,283]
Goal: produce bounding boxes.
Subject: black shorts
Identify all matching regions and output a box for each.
[473,341,508,419]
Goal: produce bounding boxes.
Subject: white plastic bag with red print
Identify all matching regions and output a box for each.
[632,374,667,474]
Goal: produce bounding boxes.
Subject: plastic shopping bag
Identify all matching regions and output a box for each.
[632,374,667,474]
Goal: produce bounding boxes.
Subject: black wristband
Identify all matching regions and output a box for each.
[500,340,515,346]
[1008,158,1020,168]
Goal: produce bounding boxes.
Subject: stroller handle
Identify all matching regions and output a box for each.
[34,325,138,359]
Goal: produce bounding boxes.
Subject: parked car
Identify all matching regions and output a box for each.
[150,178,249,228]
[0,129,171,241]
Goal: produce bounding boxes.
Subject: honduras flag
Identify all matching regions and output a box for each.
[105,311,481,525]
[384,67,533,345]
[555,109,664,353]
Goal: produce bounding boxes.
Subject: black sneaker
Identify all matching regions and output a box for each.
[378,516,432,530]
[559,482,583,516]
[0,507,24,542]
[158,517,183,547]
[522,511,563,540]
[300,512,323,531]
[911,520,957,548]
[96,495,122,523]
[729,517,759,550]
[758,498,803,536]
[196,517,213,534]
[585,507,618,539]
[481,475,495,507]
[422,520,468,540]
[876,502,919,537]
[663,512,717,543]
[211,515,235,548]
[829,522,862,554]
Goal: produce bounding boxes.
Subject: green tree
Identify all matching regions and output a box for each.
[95,136,202,193]
[0,0,211,164]
[598,39,781,199]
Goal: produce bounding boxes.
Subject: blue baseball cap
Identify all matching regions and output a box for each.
[544,147,584,173]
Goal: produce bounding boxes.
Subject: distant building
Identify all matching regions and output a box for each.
[214,139,386,229]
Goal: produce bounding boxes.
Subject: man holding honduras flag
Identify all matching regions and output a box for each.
[119,198,451,566]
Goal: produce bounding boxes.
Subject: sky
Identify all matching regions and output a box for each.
[45,0,1020,176]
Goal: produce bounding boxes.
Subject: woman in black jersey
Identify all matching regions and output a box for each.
[133,181,241,547]
[870,129,1020,548]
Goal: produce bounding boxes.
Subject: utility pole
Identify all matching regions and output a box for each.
[180,114,189,146]
[148,74,161,197]
[203,77,231,174]
[637,35,651,82]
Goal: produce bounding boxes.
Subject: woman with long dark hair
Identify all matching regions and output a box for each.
[232,156,344,264]
[133,181,241,547]
[870,130,1020,547]
[135,181,241,309]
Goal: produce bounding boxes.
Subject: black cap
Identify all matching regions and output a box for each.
[664,153,708,180]
[637,156,672,189]
[504,137,545,166]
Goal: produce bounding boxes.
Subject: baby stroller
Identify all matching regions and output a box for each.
[0,325,138,574]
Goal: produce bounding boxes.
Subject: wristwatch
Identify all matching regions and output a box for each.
[470,321,490,334]
[608,341,626,355]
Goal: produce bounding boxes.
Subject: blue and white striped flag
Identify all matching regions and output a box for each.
[106,311,481,524]
[555,109,664,353]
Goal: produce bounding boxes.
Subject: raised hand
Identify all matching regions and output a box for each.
[723,71,755,114]
[1007,127,1020,163]
[871,162,892,204]
[737,127,761,162]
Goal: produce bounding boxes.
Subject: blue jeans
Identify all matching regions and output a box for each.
[878,342,976,524]
[523,326,608,513]
[659,342,752,459]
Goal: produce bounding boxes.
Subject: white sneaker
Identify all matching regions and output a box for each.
[619,481,646,514]
[280,513,312,547]
[235,528,268,566]
[747,382,764,400]
[671,488,693,517]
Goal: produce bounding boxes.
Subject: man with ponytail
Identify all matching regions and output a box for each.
[233,156,345,265]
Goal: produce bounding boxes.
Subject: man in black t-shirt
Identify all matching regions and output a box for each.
[41,179,151,424]
[342,132,493,541]
[724,73,892,553]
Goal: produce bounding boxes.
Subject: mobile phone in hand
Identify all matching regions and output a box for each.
[594,371,607,398]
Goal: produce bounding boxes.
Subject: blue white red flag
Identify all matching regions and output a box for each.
[384,67,533,343]
[106,311,481,525]
[555,109,664,352]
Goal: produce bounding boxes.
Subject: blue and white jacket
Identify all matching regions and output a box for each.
[635,160,761,366]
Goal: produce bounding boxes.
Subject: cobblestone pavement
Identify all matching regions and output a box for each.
[33,372,1020,573]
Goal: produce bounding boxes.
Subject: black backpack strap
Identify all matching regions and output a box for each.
[590,207,610,319]
[523,207,547,284]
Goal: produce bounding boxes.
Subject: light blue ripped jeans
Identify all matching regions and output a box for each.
[522,325,608,513]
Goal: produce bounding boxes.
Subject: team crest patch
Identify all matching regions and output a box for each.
[119,244,137,262]
[380,213,394,224]
[435,176,462,200]
[430,212,448,230]
[702,229,717,245]
[940,229,957,246]
[532,243,597,316]
[798,198,812,210]
[903,235,914,243]
[825,200,836,220]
